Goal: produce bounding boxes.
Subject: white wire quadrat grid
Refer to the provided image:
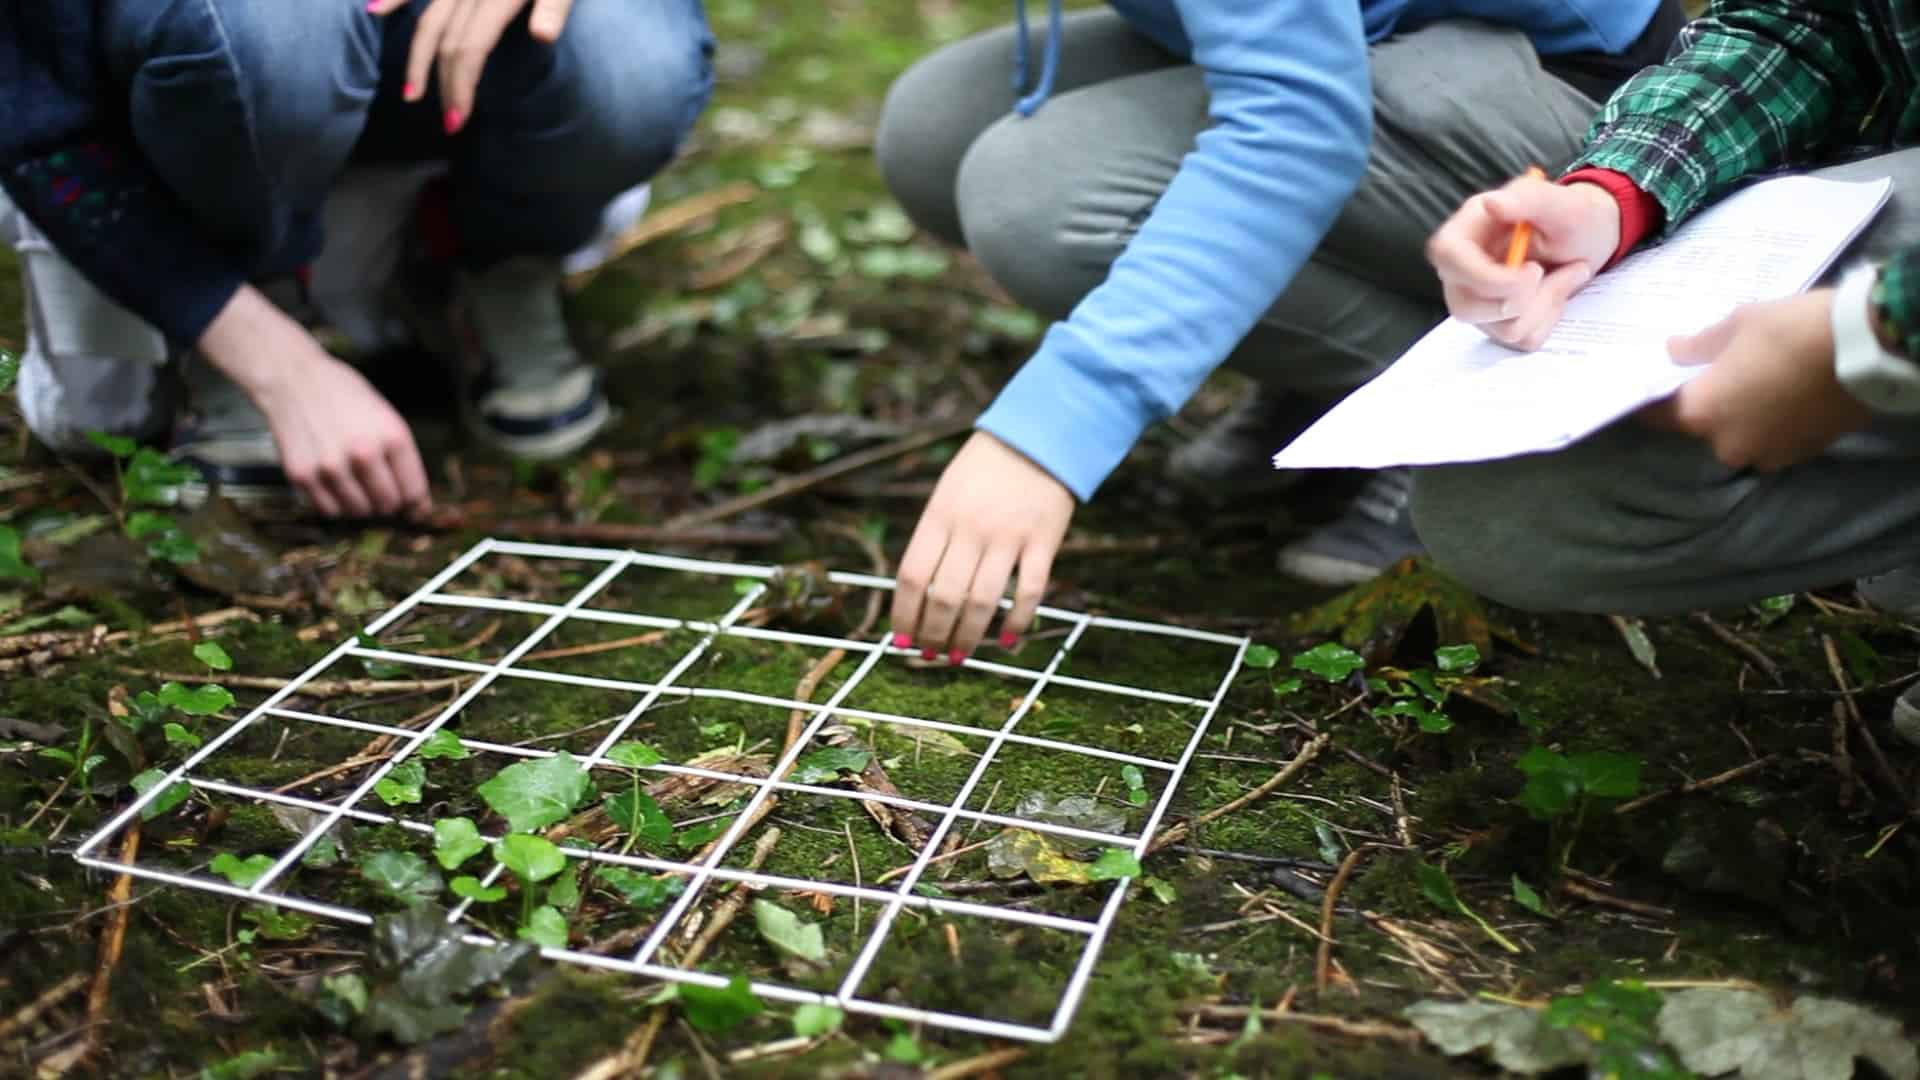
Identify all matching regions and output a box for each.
[74,538,1250,1043]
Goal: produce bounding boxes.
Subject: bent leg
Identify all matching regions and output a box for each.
[876,10,1177,248]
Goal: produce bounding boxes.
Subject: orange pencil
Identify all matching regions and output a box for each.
[1504,165,1547,268]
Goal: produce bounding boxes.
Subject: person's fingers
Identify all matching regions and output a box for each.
[367,0,411,15]
[285,460,341,518]
[1000,534,1058,649]
[351,445,404,517]
[322,462,375,519]
[1635,396,1682,432]
[1427,198,1527,296]
[1502,260,1594,350]
[527,0,574,41]
[390,438,432,514]
[441,0,520,126]
[404,0,458,102]
[890,518,948,652]
[1668,311,1742,366]
[915,536,982,656]
[950,542,1019,662]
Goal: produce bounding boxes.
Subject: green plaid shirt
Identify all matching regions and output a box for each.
[1570,0,1920,356]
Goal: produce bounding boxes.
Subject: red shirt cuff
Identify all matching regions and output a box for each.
[1559,167,1661,269]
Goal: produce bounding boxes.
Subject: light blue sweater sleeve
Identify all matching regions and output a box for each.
[975,1,1374,501]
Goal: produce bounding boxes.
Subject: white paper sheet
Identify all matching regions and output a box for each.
[1271,175,1894,470]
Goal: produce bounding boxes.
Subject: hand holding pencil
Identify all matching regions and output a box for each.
[1425,164,1625,351]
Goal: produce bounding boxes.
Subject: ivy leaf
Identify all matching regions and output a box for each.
[1569,751,1642,800]
[606,789,674,850]
[678,975,764,1033]
[600,868,688,910]
[546,865,582,911]
[752,900,827,965]
[131,767,193,819]
[1417,862,1467,916]
[374,760,427,807]
[192,641,234,671]
[0,525,37,584]
[792,1002,844,1038]
[494,834,567,884]
[606,741,664,768]
[1243,644,1280,670]
[1404,1000,1589,1073]
[477,753,594,833]
[1293,642,1366,682]
[0,349,17,394]
[85,430,137,458]
[790,747,870,785]
[157,681,234,716]
[123,447,199,506]
[676,817,733,851]
[1087,849,1143,882]
[364,905,535,1044]
[1511,875,1551,918]
[162,722,202,750]
[210,852,275,888]
[450,876,507,903]
[361,851,444,906]
[418,730,470,760]
[433,818,487,871]
[1657,988,1918,1080]
[517,905,568,950]
[1273,676,1304,697]
[1143,876,1179,904]
[1515,748,1579,821]
[1435,644,1482,674]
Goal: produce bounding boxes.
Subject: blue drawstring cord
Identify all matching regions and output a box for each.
[1011,0,1063,117]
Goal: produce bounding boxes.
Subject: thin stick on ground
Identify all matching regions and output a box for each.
[1614,755,1780,815]
[116,668,469,699]
[927,1048,1031,1079]
[667,419,974,530]
[1176,1004,1422,1046]
[1822,633,1916,813]
[564,181,758,290]
[0,972,88,1043]
[522,630,669,664]
[1149,733,1331,854]
[1690,612,1783,684]
[1315,847,1367,994]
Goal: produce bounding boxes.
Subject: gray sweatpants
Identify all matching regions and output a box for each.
[1411,149,1920,615]
[875,12,1602,396]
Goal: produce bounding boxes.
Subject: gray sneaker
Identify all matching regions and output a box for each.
[170,278,313,511]
[1857,566,1920,619]
[446,255,611,461]
[1890,683,1920,749]
[1166,386,1322,499]
[1277,468,1425,587]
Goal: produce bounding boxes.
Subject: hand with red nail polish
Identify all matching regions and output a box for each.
[382,0,576,121]
[891,632,913,650]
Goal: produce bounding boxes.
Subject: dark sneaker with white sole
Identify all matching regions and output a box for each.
[1855,567,1920,748]
[1166,386,1326,500]
[1276,467,1425,587]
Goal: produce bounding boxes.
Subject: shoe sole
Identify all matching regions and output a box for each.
[464,396,614,462]
[1277,548,1393,588]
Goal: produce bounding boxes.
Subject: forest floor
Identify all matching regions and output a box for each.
[3,2,1916,1078]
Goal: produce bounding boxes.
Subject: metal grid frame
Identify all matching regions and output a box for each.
[74,539,1249,1043]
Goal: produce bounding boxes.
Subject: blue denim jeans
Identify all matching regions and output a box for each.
[98,0,714,276]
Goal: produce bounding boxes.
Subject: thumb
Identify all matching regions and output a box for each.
[1669,311,1741,366]
[528,0,574,40]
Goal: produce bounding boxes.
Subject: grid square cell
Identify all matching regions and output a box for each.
[73,539,1248,1045]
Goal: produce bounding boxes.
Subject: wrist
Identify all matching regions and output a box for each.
[196,285,308,401]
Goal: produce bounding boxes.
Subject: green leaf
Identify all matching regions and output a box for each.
[450,876,507,903]
[363,905,535,1044]
[131,767,192,819]
[600,868,688,910]
[199,1050,282,1080]
[157,681,235,716]
[361,851,444,906]
[244,906,316,941]
[518,905,568,949]
[123,447,198,506]
[607,741,664,768]
[677,975,764,1033]
[0,349,16,394]
[1435,644,1482,674]
[162,722,203,750]
[1120,764,1146,792]
[210,852,275,888]
[1515,747,1578,821]
[1143,876,1179,904]
[1569,751,1642,799]
[792,1002,844,1038]
[323,972,369,1014]
[495,834,567,884]
[1837,631,1882,687]
[86,430,137,458]
[1243,644,1280,670]
[752,900,827,964]
[192,641,234,671]
[546,866,581,911]
[1272,676,1304,698]
[1087,849,1143,882]
[790,747,870,785]
[0,604,91,635]
[418,730,470,760]
[1293,642,1366,682]
[477,753,594,833]
[40,747,75,766]
[374,760,427,806]
[0,525,37,584]
[433,818,487,871]
[1658,988,1918,1080]
[1752,594,1796,626]
[1511,875,1550,918]
[606,788,674,850]
[884,1030,926,1064]
[676,817,734,851]
[1416,861,1466,916]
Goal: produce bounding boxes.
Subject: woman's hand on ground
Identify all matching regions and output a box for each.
[1426,172,1621,350]
[199,286,431,519]
[890,431,1075,662]
[368,0,576,132]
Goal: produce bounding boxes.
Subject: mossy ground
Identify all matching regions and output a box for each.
[1,0,1912,1076]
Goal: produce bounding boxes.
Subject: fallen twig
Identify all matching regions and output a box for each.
[1315,847,1367,994]
[1690,612,1783,685]
[117,668,468,699]
[0,607,259,672]
[82,825,140,1054]
[666,419,974,530]
[522,630,670,664]
[1177,1003,1422,1046]
[1556,877,1672,919]
[927,1047,1031,1079]
[1149,733,1331,854]
[1822,634,1916,814]
[1614,755,1779,815]
[0,973,87,1043]
[565,181,758,291]
[418,511,785,548]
